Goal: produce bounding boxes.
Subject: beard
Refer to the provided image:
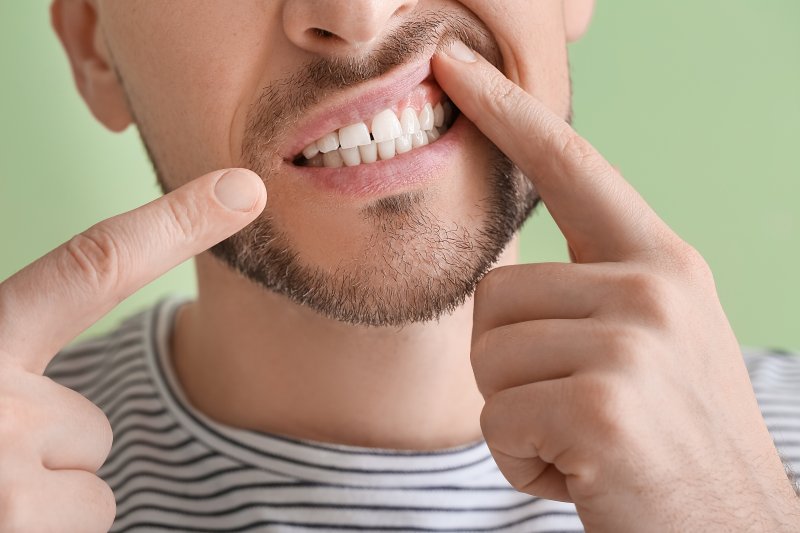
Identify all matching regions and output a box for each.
[213,150,537,327]
[138,10,541,327]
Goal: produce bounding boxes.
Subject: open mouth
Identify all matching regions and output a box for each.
[292,98,461,169]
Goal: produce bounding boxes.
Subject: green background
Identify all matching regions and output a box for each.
[1,1,798,350]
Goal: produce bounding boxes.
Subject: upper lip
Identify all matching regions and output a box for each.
[280,54,437,160]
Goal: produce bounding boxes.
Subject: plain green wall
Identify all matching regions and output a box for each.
[1,1,798,350]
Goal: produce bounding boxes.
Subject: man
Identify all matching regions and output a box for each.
[1,0,798,531]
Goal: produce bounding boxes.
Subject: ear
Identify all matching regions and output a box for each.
[51,0,132,132]
[564,0,596,42]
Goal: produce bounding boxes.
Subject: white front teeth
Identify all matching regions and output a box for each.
[339,122,371,149]
[300,100,456,169]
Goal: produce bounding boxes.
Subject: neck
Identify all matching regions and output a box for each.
[172,239,519,451]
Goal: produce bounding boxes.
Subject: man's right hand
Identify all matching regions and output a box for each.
[0,168,266,532]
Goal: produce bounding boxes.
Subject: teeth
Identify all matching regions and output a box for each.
[395,134,413,154]
[317,131,340,153]
[419,103,435,131]
[304,100,456,168]
[323,150,344,168]
[340,147,361,167]
[339,122,371,149]
[412,129,428,148]
[433,103,445,128]
[302,143,320,159]
[372,109,403,143]
[359,142,378,164]
[377,140,396,160]
[400,107,421,135]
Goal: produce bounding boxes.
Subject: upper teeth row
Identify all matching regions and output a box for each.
[301,102,452,161]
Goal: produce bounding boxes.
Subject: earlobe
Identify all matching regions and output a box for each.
[564,0,596,43]
[51,0,132,132]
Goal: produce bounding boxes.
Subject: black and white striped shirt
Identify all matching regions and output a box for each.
[45,298,800,532]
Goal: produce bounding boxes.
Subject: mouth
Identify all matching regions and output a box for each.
[292,95,460,169]
[276,52,474,198]
[281,57,463,167]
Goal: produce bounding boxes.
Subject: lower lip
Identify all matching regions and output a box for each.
[285,115,468,199]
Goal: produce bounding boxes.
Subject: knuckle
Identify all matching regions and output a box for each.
[483,76,524,119]
[475,267,506,304]
[62,226,123,294]
[619,271,674,325]
[578,375,629,441]
[472,268,504,330]
[556,129,598,173]
[674,242,714,283]
[162,194,204,242]
[478,397,499,442]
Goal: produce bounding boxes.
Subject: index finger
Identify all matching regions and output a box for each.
[0,168,266,373]
[432,43,673,263]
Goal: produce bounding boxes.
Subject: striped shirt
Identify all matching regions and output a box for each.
[45,298,800,532]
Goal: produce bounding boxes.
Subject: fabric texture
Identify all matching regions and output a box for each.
[45,298,800,532]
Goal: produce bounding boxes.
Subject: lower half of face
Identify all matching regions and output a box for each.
[118,2,562,326]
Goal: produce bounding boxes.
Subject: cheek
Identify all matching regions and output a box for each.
[455,0,572,117]
[101,4,284,185]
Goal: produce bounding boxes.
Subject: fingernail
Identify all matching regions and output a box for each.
[445,40,477,63]
[214,169,262,211]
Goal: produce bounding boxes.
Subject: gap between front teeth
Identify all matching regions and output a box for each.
[300,101,454,168]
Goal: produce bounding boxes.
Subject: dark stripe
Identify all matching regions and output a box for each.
[763,348,798,357]
[774,440,800,447]
[101,451,218,481]
[110,465,252,491]
[83,359,147,398]
[96,378,156,410]
[109,406,169,427]
[104,392,162,420]
[766,425,800,434]
[757,396,800,406]
[111,420,180,445]
[148,306,493,475]
[108,436,195,462]
[48,332,144,374]
[114,512,580,532]
[115,488,537,516]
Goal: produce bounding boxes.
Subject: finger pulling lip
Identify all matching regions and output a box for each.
[280,59,436,160]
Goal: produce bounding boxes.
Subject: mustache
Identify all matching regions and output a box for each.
[242,10,500,172]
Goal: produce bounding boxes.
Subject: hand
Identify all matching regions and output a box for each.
[433,43,800,531]
[0,169,266,532]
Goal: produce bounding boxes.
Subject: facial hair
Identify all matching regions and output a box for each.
[143,11,541,327]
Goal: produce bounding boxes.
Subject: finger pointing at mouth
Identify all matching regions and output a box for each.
[431,41,674,265]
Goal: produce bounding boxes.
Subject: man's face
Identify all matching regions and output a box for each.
[96,1,573,326]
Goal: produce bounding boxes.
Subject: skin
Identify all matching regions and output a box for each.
[0,0,796,531]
